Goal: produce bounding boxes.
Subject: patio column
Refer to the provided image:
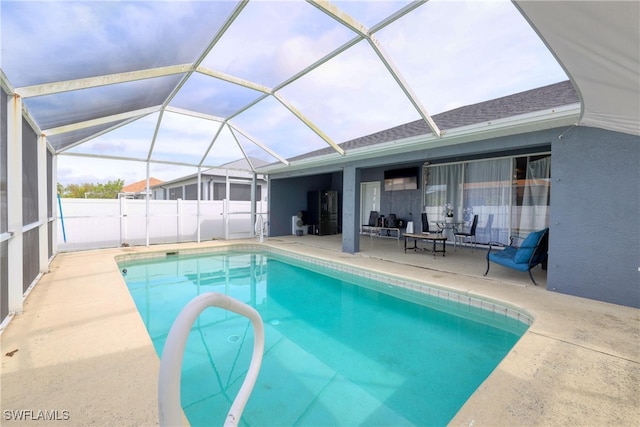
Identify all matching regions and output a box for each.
[342,165,360,254]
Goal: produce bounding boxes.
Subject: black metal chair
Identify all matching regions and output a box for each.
[421,213,442,234]
[454,214,478,250]
[368,211,379,227]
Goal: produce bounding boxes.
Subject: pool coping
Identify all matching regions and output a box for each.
[1,239,638,426]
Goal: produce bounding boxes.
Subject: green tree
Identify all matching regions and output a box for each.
[58,179,124,199]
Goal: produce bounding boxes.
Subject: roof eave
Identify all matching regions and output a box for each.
[258,104,580,175]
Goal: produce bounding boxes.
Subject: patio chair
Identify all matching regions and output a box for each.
[368,211,379,227]
[484,228,549,286]
[454,214,478,250]
[421,213,442,234]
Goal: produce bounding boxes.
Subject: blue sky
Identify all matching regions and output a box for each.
[1,0,568,185]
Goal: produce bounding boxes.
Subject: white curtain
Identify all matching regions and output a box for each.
[519,156,551,232]
[464,159,511,244]
[424,164,463,227]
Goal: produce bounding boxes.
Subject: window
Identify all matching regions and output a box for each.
[213,183,226,200]
[169,186,183,200]
[185,183,197,200]
[213,182,261,201]
[511,155,551,235]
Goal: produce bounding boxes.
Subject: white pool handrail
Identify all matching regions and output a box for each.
[158,292,265,427]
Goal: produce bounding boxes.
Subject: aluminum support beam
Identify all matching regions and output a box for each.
[15,64,192,98]
[44,106,161,136]
[37,134,49,271]
[6,95,23,313]
[227,123,290,166]
[272,93,344,155]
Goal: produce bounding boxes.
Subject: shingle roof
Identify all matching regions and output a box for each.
[289,80,579,161]
[220,157,270,170]
[122,177,164,193]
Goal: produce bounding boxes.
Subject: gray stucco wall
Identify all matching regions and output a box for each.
[549,126,640,307]
[361,165,424,228]
[269,172,341,236]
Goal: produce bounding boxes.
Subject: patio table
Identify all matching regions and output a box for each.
[436,220,464,240]
[403,233,448,257]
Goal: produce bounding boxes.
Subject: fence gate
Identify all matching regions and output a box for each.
[223,178,255,239]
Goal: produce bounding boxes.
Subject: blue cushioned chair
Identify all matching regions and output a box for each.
[484,228,549,286]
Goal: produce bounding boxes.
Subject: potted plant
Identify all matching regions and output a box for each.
[443,203,454,222]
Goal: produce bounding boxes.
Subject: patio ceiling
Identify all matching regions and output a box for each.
[1,1,637,182]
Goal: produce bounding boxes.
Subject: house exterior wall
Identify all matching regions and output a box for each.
[269,125,640,308]
[269,173,334,236]
[549,126,640,307]
[153,175,267,202]
[361,165,424,229]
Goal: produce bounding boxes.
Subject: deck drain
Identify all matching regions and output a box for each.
[227,335,241,343]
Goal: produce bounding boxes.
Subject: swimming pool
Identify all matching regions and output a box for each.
[118,247,530,426]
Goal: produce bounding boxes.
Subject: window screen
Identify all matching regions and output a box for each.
[169,186,183,200]
[184,183,197,200]
[22,119,38,225]
[1,241,7,321]
[22,227,40,292]
[1,88,7,233]
[213,183,226,200]
[230,183,251,201]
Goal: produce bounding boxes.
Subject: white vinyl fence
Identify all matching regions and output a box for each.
[56,198,267,252]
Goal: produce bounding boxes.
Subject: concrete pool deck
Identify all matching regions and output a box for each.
[1,236,638,426]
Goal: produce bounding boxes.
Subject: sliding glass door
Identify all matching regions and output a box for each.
[463,159,511,244]
[423,154,550,245]
[423,164,463,229]
[512,155,551,236]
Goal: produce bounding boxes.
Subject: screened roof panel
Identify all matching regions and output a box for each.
[47,120,131,152]
[200,0,357,88]
[23,74,183,131]
[3,0,634,185]
[150,112,222,165]
[148,164,198,184]
[169,72,265,118]
[331,0,412,28]
[1,1,234,87]
[233,132,282,167]
[278,40,422,144]
[57,155,147,185]
[230,95,332,159]
[65,113,161,160]
[201,125,252,168]
[375,1,568,115]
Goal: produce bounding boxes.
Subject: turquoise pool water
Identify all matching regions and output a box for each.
[118,249,528,427]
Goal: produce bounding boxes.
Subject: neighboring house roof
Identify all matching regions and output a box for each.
[122,177,164,193]
[221,157,270,170]
[288,80,579,162]
[148,157,268,188]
